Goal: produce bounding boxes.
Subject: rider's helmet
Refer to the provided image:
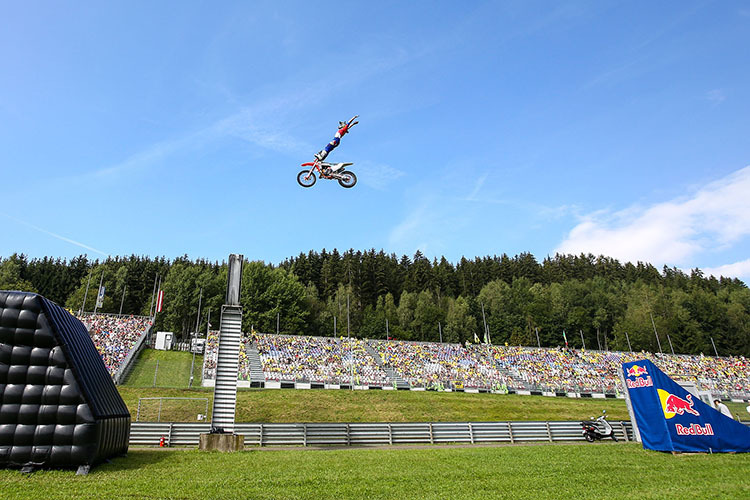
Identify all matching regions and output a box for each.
[338,121,347,129]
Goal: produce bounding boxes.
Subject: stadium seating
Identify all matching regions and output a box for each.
[199,332,749,398]
[254,334,389,386]
[77,313,152,376]
[371,340,511,390]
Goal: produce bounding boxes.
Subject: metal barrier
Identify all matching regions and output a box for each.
[129,420,635,447]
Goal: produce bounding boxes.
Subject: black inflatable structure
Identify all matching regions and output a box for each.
[0,291,130,471]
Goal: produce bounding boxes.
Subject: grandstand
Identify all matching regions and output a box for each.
[198,332,750,399]
[65,313,750,400]
[77,312,152,381]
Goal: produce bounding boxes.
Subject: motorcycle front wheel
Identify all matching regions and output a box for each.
[338,170,357,188]
[297,170,317,188]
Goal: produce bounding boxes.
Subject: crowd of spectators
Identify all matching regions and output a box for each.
[202,331,219,381]
[255,334,390,385]
[483,346,749,397]
[199,331,750,397]
[78,313,151,376]
[371,340,512,390]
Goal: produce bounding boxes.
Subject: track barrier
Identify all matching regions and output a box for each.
[129,420,640,447]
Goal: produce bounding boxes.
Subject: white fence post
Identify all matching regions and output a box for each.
[508,422,514,444]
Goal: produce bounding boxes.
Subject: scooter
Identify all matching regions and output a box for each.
[581,410,618,442]
[297,158,357,188]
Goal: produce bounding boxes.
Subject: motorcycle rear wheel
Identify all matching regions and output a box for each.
[584,433,595,442]
[297,170,317,188]
[338,170,357,188]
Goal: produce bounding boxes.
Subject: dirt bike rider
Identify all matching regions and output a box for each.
[315,115,358,176]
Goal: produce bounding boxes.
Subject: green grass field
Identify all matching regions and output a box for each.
[1,444,748,499]
[119,387,632,422]
[123,348,203,388]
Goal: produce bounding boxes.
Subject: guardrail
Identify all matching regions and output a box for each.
[129,420,635,447]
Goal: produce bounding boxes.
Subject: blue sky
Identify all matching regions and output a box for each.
[2,1,750,279]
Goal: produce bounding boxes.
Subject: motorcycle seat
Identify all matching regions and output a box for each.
[320,162,354,169]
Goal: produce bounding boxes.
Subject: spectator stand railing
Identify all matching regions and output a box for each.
[113,323,153,385]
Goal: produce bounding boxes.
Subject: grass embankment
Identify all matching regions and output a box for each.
[123,348,203,388]
[2,444,749,499]
[118,386,631,422]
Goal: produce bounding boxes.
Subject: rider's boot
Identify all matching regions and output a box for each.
[315,150,328,161]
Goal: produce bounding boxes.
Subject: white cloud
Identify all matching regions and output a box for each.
[465,173,488,201]
[556,166,750,269]
[357,161,406,190]
[1,212,108,256]
[703,259,750,280]
[389,204,430,250]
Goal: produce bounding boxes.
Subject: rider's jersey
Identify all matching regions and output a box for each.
[334,124,349,139]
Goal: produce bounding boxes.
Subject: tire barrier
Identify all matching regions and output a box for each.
[0,291,130,471]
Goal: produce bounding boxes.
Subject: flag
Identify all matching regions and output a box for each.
[474,332,480,343]
[156,290,164,313]
[563,330,568,347]
[95,286,105,308]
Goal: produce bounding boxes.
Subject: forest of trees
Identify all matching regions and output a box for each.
[1,249,749,357]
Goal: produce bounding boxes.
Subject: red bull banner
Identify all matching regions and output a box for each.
[623,359,750,453]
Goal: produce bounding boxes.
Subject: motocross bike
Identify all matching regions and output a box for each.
[581,410,618,442]
[297,158,357,188]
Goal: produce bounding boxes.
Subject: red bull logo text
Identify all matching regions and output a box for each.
[626,376,653,388]
[675,423,714,436]
[625,364,652,388]
[627,365,648,377]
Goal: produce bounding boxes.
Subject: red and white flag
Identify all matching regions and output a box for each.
[156,290,164,313]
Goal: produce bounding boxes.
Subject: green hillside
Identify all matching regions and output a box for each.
[123,348,203,388]
[118,386,631,423]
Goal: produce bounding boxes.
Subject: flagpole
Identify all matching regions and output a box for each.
[649,312,663,354]
[81,267,92,315]
[189,287,202,388]
[149,273,158,317]
[481,302,487,338]
[710,336,719,357]
[119,285,126,315]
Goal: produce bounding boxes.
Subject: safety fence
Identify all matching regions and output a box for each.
[129,420,636,447]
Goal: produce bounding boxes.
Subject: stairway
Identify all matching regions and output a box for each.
[247,343,265,384]
[364,341,410,389]
[493,360,527,390]
[210,306,242,433]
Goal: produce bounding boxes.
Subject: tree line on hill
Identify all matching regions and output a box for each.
[1,250,749,356]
